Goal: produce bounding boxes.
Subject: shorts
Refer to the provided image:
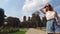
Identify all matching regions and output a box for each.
[46,18,60,33]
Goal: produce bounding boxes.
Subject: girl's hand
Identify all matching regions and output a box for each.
[40,8,44,11]
[40,8,46,14]
[57,22,60,26]
[57,17,60,26]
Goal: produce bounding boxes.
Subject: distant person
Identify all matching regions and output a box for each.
[40,3,60,34]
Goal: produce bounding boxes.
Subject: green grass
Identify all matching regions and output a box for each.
[9,27,46,34]
[9,28,29,34]
[20,28,29,31]
[8,27,46,34]
[10,31,26,34]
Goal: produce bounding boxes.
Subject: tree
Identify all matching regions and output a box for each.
[6,17,20,27]
[31,13,41,28]
[42,16,47,27]
[0,8,5,27]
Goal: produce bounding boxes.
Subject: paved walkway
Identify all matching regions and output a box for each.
[25,28,47,34]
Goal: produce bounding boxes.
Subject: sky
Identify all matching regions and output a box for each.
[0,0,60,21]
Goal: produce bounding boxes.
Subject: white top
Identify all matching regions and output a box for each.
[45,11,56,20]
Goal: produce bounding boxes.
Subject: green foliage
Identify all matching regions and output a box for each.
[42,16,47,27]
[0,27,19,34]
[10,31,26,34]
[21,22,37,28]
[5,17,20,27]
[0,8,5,27]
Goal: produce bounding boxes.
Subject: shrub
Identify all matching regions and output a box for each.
[0,27,19,33]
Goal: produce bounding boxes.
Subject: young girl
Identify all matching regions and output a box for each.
[40,3,60,34]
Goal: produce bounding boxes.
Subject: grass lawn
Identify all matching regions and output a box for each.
[10,31,26,34]
[9,27,46,34]
[9,28,29,34]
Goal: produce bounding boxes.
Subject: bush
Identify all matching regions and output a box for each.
[0,27,19,33]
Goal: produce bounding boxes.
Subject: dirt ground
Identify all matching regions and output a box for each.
[25,28,47,34]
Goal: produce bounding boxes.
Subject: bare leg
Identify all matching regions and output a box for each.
[47,33,53,34]
[55,33,60,34]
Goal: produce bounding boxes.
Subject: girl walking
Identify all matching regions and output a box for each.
[40,3,60,34]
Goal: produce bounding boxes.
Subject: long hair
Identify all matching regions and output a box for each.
[44,3,54,11]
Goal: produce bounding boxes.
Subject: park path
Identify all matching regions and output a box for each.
[25,28,47,34]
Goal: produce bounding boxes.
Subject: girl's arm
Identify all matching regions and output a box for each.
[55,12,60,25]
[40,8,46,14]
[55,12,59,20]
[55,12,60,23]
